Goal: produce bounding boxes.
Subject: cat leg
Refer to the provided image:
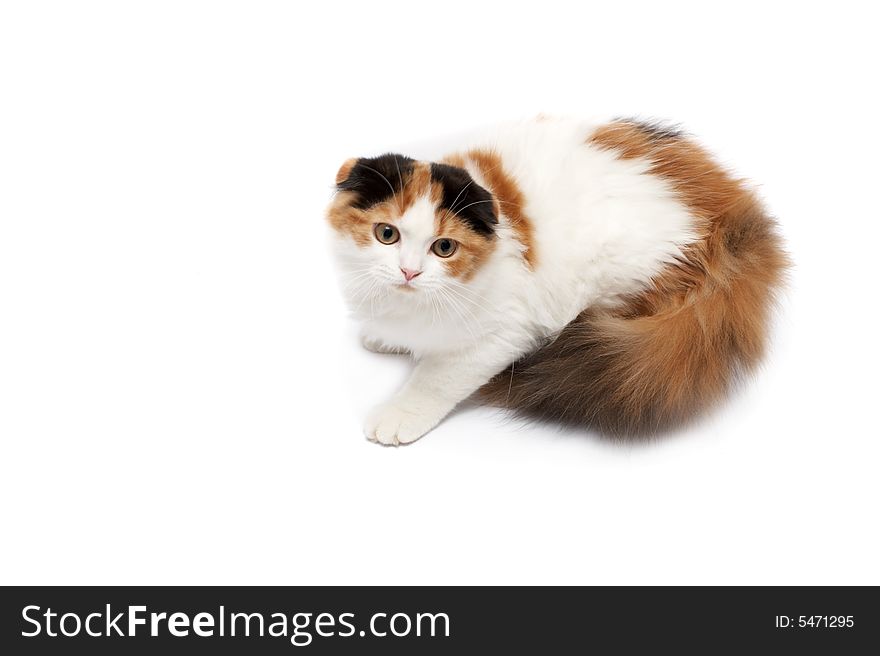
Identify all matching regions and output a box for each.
[364,336,528,445]
[360,332,408,355]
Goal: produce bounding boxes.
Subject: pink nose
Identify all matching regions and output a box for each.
[400,267,422,282]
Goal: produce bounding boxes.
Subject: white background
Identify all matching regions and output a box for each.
[1,1,878,585]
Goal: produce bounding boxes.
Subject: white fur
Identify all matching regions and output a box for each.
[331,116,700,445]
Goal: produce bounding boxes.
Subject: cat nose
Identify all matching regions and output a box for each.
[400,267,422,282]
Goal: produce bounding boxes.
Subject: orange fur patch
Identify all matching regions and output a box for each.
[326,192,396,247]
[588,120,789,423]
[479,120,789,435]
[434,218,495,282]
[335,158,357,185]
[394,162,435,214]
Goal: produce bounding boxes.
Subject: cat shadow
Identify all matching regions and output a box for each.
[460,395,728,453]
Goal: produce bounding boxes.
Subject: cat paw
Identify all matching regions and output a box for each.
[364,401,441,446]
[361,334,406,355]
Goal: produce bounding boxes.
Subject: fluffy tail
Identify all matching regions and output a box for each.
[478,121,789,436]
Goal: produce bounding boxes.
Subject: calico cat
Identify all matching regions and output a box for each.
[326,116,787,445]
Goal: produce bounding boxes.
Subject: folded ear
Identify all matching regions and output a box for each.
[430,162,498,236]
[333,153,416,210]
[335,158,359,185]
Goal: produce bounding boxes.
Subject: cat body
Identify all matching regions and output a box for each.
[326,116,786,444]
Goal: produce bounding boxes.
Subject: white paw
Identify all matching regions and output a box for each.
[364,401,442,446]
[361,334,406,355]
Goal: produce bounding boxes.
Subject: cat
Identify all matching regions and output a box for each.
[326,116,788,445]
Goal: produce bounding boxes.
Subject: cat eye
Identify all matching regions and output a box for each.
[373,223,400,245]
[431,238,458,258]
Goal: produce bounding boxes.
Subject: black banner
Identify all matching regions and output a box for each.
[1,586,876,653]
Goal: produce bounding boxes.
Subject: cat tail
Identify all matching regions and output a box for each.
[478,189,789,437]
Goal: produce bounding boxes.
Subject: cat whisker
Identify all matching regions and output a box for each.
[435,286,480,345]
[442,287,487,329]
[341,272,379,295]
[426,288,441,327]
[495,198,524,211]
[443,279,501,313]
[352,278,378,316]
[392,155,405,215]
[450,199,496,214]
[358,163,402,215]
[340,269,377,283]
[449,178,475,213]
[436,172,477,227]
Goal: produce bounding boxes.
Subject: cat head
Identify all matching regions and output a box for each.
[326,153,499,305]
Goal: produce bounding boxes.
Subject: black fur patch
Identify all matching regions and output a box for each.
[336,153,414,210]
[429,163,497,236]
[615,117,684,141]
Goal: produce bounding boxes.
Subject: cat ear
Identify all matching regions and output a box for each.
[334,154,416,210]
[335,158,359,185]
[429,162,499,236]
